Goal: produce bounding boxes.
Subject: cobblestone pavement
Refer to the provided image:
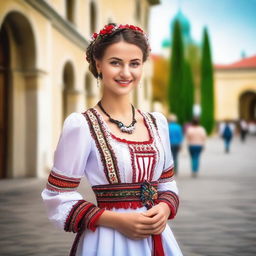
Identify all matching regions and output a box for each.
[0,136,255,256]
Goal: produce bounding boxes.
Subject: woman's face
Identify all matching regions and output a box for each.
[95,41,144,96]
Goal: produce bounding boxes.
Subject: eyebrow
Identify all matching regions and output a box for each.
[107,57,141,62]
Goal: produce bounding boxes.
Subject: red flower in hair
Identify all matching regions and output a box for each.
[99,24,115,36]
[100,29,107,35]
[88,24,149,51]
[92,32,98,39]
[135,26,143,33]
[105,24,114,31]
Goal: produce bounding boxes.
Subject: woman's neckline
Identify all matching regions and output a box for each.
[91,107,154,144]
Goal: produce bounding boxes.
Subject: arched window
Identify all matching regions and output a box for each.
[66,0,75,23]
[90,1,96,34]
[62,62,74,120]
[85,73,94,108]
[135,0,141,22]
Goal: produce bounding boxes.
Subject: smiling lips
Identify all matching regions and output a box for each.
[115,80,132,87]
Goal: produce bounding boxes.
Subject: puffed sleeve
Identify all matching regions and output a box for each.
[152,112,180,219]
[41,112,104,233]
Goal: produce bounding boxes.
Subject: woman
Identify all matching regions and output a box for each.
[41,23,182,256]
[168,114,183,174]
[186,119,207,177]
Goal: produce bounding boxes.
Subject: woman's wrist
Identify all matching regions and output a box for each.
[95,210,122,229]
[158,202,171,217]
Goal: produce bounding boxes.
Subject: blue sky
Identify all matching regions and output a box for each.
[149,0,256,64]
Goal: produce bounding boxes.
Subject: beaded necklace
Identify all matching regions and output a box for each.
[97,101,137,134]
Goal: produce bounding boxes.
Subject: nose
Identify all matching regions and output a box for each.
[120,64,131,79]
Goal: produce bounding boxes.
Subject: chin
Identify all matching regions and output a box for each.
[112,86,135,96]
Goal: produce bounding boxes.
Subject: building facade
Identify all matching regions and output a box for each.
[0,0,159,179]
[214,56,256,122]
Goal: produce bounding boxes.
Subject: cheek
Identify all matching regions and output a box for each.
[102,66,118,78]
[132,67,143,79]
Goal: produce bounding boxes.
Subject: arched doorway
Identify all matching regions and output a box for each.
[239,91,256,121]
[0,26,10,178]
[85,72,94,108]
[0,11,37,178]
[62,62,75,121]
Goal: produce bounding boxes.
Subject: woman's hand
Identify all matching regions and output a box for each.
[115,212,159,240]
[141,202,170,235]
[96,203,170,240]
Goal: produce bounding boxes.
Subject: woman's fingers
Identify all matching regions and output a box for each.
[138,217,165,230]
[115,209,168,240]
[142,206,158,217]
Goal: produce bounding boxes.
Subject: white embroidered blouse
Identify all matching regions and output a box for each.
[41,108,182,256]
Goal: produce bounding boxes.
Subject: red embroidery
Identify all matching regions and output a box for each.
[83,109,121,184]
[67,202,105,256]
[159,166,175,183]
[157,191,179,219]
[92,181,158,210]
[127,112,160,183]
[46,171,81,192]
[129,144,157,182]
[64,200,105,233]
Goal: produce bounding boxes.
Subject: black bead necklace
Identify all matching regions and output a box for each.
[97,101,137,134]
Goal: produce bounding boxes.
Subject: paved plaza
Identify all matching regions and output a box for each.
[0,135,255,256]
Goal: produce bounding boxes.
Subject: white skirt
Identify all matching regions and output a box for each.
[76,207,183,256]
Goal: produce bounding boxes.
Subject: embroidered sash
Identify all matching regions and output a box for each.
[83,108,121,184]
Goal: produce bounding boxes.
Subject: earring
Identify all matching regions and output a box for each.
[97,72,102,88]
[97,76,100,88]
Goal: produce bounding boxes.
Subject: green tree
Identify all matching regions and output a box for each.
[168,20,185,123]
[200,28,214,134]
[182,61,194,123]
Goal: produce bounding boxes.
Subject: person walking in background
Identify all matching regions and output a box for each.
[168,114,183,174]
[248,120,256,135]
[186,119,207,178]
[239,119,248,142]
[219,120,235,153]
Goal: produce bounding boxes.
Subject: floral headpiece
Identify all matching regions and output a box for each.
[89,24,148,43]
[86,24,151,63]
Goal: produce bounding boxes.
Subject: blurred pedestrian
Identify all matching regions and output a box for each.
[239,119,248,142]
[248,120,256,135]
[186,118,207,178]
[168,114,183,174]
[219,120,235,153]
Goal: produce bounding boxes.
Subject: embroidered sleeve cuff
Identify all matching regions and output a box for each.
[46,170,81,192]
[64,200,104,233]
[158,166,175,183]
[157,191,179,219]
[88,208,105,232]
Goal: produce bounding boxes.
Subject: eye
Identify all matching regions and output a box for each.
[130,62,140,67]
[110,61,120,66]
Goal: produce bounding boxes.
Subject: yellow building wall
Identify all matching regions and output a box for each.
[0,0,156,178]
[215,70,256,121]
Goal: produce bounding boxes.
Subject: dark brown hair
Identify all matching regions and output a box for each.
[191,118,200,126]
[86,23,150,78]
